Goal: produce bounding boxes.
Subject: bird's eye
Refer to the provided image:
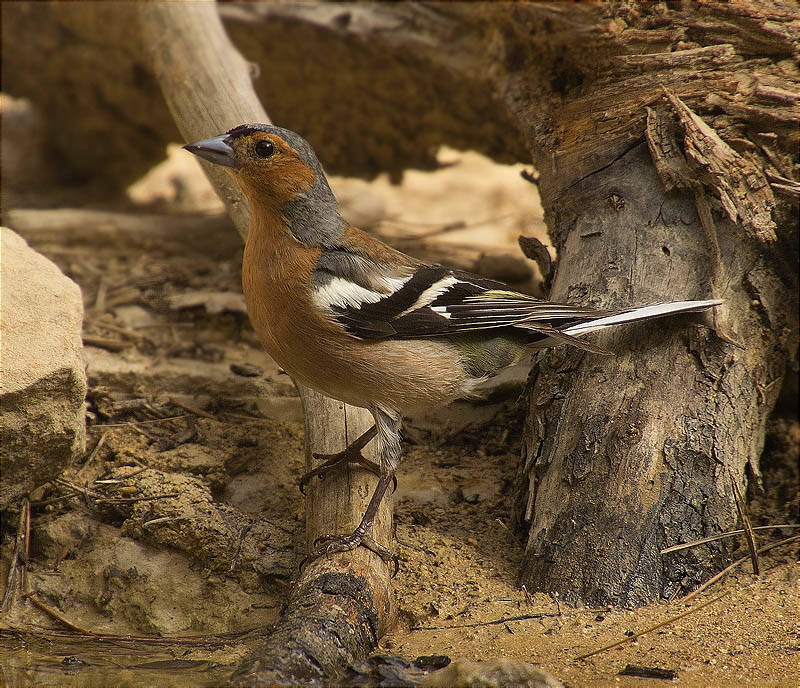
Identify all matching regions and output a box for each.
[254,140,275,158]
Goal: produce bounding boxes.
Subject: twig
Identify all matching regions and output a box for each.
[55,478,104,502]
[1,499,30,609]
[619,665,678,680]
[29,493,78,508]
[74,431,109,478]
[660,524,799,554]
[82,335,132,352]
[89,414,188,428]
[169,397,216,420]
[106,466,149,481]
[0,625,255,646]
[729,467,759,574]
[54,478,177,505]
[93,276,107,314]
[142,516,178,529]
[23,593,99,636]
[103,494,179,504]
[574,592,730,661]
[22,498,31,594]
[92,320,143,340]
[221,411,265,422]
[681,535,799,603]
[412,611,561,631]
[521,584,534,606]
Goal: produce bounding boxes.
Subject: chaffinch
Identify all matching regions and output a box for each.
[185,124,721,570]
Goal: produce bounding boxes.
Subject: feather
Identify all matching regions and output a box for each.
[562,300,723,336]
[313,252,721,350]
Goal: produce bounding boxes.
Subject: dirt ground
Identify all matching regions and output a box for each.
[1,106,797,687]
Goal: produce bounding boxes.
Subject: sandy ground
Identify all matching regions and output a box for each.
[1,129,797,687]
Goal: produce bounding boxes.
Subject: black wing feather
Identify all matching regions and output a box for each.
[323,263,610,341]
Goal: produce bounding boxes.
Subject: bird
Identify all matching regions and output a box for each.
[184,123,721,572]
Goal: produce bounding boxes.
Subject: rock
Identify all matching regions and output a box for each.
[29,511,281,635]
[422,659,563,688]
[0,228,87,509]
[114,468,297,588]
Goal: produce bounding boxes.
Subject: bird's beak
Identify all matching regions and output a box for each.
[183,135,236,168]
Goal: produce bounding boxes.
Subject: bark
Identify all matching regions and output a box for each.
[493,1,799,606]
[513,140,795,605]
[137,3,393,684]
[5,0,798,608]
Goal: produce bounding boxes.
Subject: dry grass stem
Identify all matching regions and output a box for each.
[574,592,731,661]
[681,535,799,603]
[728,467,760,575]
[660,523,799,554]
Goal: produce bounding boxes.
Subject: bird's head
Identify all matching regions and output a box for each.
[184,124,344,246]
[184,123,321,201]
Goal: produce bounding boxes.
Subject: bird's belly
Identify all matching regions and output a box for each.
[242,262,469,412]
[260,322,467,413]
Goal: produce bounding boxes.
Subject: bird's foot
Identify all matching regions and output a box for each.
[299,449,396,494]
[300,529,399,577]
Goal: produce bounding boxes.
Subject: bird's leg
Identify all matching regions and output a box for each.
[298,425,379,494]
[301,406,402,574]
[301,470,398,575]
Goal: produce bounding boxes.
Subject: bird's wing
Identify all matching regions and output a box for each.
[312,259,610,343]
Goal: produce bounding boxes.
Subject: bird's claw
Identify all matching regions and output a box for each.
[299,450,395,495]
[300,531,399,577]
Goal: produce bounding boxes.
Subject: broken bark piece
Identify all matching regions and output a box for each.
[230,572,382,687]
[662,87,778,242]
[618,664,678,681]
[645,105,694,193]
[518,235,554,292]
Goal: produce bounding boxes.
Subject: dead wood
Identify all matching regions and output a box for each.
[661,88,777,243]
[137,3,393,684]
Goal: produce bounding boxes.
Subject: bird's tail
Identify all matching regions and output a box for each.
[522,298,723,354]
[561,299,723,337]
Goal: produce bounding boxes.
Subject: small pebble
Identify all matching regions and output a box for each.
[230,363,263,377]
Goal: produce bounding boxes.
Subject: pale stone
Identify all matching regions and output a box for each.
[1,228,87,508]
[423,659,563,688]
